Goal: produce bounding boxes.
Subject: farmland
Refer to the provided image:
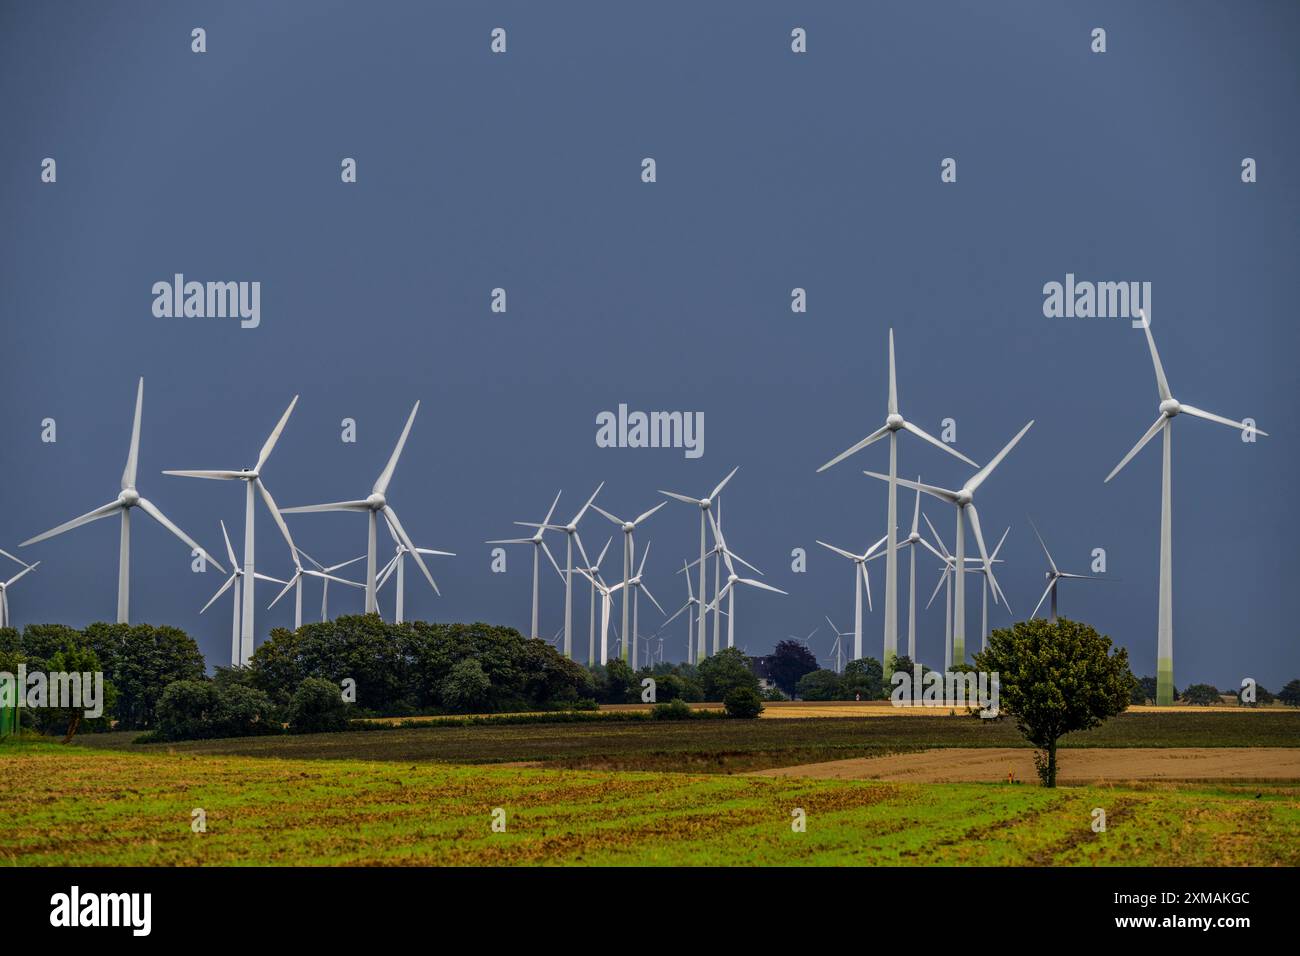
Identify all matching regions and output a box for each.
[2,738,1298,866]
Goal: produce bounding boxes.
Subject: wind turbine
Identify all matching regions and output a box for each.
[521,483,604,659]
[576,536,613,665]
[201,521,287,665]
[663,559,701,665]
[591,500,667,663]
[705,512,786,649]
[270,553,372,630]
[892,481,947,661]
[574,566,618,665]
[21,378,225,622]
[817,329,979,671]
[375,514,454,623]
[296,549,366,621]
[823,616,852,674]
[163,396,300,665]
[0,556,39,629]
[1104,311,1265,706]
[976,526,1012,651]
[682,503,762,658]
[815,533,888,660]
[621,541,666,669]
[282,402,439,617]
[659,466,738,668]
[485,490,564,638]
[867,420,1032,666]
[1026,517,1109,624]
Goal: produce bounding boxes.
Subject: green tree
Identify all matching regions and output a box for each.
[1182,683,1222,706]
[440,658,491,712]
[287,677,350,733]
[768,639,818,696]
[1237,683,1274,707]
[42,642,116,742]
[974,618,1135,787]
[843,657,884,699]
[696,647,759,701]
[82,623,205,729]
[723,686,764,719]
[1278,679,1300,707]
[795,668,843,701]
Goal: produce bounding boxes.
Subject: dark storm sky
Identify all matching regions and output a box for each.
[1,1,1296,688]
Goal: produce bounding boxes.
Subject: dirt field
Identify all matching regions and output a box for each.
[753,747,1300,784]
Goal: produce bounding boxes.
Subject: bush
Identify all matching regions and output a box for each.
[1237,684,1274,707]
[650,699,693,720]
[1279,679,1300,707]
[698,648,759,701]
[723,686,764,719]
[1182,683,1222,706]
[287,677,350,734]
[155,680,278,741]
[796,669,843,701]
[440,658,491,712]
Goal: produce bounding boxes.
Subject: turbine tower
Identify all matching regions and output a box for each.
[523,483,604,658]
[577,536,613,665]
[659,467,738,668]
[976,526,1011,651]
[591,500,667,662]
[282,402,438,617]
[620,541,666,669]
[817,329,978,671]
[296,549,365,621]
[923,513,988,671]
[823,616,852,674]
[867,421,1032,666]
[1104,313,1265,706]
[201,521,286,665]
[21,378,225,622]
[163,395,300,660]
[815,533,888,660]
[485,490,564,638]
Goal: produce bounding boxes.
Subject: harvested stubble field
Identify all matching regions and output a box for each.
[2,740,1298,866]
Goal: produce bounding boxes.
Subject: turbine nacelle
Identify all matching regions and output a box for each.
[118,489,140,507]
[885,413,905,431]
[622,521,635,533]
[1159,399,1181,417]
[366,492,387,511]
[955,490,973,507]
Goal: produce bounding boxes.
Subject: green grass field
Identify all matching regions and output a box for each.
[3,738,1298,866]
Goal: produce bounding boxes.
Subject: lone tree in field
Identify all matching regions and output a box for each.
[974,618,1135,787]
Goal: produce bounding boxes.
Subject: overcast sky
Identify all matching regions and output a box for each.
[1,1,1296,688]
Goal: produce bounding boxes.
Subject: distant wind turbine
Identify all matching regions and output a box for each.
[705,512,786,649]
[1104,311,1265,706]
[21,378,225,622]
[520,483,604,658]
[591,500,667,662]
[282,402,438,618]
[296,549,365,621]
[202,521,287,665]
[0,556,39,629]
[892,481,947,661]
[867,420,1032,666]
[1027,516,1109,624]
[375,514,454,623]
[816,533,888,660]
[485,490,564,638]
[817,329,979,670]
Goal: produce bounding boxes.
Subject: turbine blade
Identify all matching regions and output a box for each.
[865,471,960,504]
[255,395,298,473]
[634,500,667,526]
[710,465,740,500]
[162,470,244,480]
[541,489,563,527]
[220,519,239,569]
[922,513,950,559]
[373,401,419,495]
[663,601,692,627]
[324,555,366,573]
[22,500,121,546]
[887,328,898,416]
[255,480,297,558]
[640,582,666,616]
[727,550,763,577]
[990,525,1011,562]
[571,530,592,571]
[572,481,605,524]
[485,537,533,545]
[200,574,237,614]
[965,421,1034,494]
[659,490,699,506]
[1180,404,1267,436]
[4,562,39,588]
[376,554,399,589]
[636,540,651,578]
[910,479,922,535]
[901,421,979,468]
[252,573,288,584]
[1027,515,1057,573]
[121,377,143,490]
[0,548,30,568]
[1105,415,1166,483]
[738,578,786,595]
[861,561,873,612]
[416,548,455,557]
[925,568,947,609]
[281,499,371,514]
[137,497,226,573]
[1137,310,1172,402]
[1031,580,1055,619]
[590,504,624,526]
[816,425,889,473]
[918,537,947,563]
[540,538,564,584]
[595,536,612,569]
[268,573,300,609]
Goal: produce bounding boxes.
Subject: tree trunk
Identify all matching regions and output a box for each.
[62,713,81,744]
[1047,740,1057,788]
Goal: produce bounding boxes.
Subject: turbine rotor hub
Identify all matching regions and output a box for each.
[700,498,711,509]
[886,414,905,430]
[119,489,140,507]
[366,493,386,510]
[956,490,973,506]
[623,522,635,533]
[1159,399,1181,417]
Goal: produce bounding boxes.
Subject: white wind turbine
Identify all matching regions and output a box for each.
[574,566,619,665]
[1027,517,1109,624]
[0,552,39,629]
[663,559,701,665]
[823,616,852,674]
[615,541,666,670]
[705,512,786,649]
[21,378,225,621]
[1104,311,1265,706]
[296,549,366,621]
[201,521,287,666]
[867,420,1032,667]
[817,329,979,670]
[163,396,300,660]
[682,502,761,658]
[520,483,604,659]
[486,490,564,639]
[576,536,613,665]
[659,467,738,667]
[591,500,667,663]
[923,513,990,671]
[282,402,439,617]
[375,514,454,623]
[270,551,372,631]
[975,526,1012,651]
[815,533,888,660]
[892,480,948,661]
